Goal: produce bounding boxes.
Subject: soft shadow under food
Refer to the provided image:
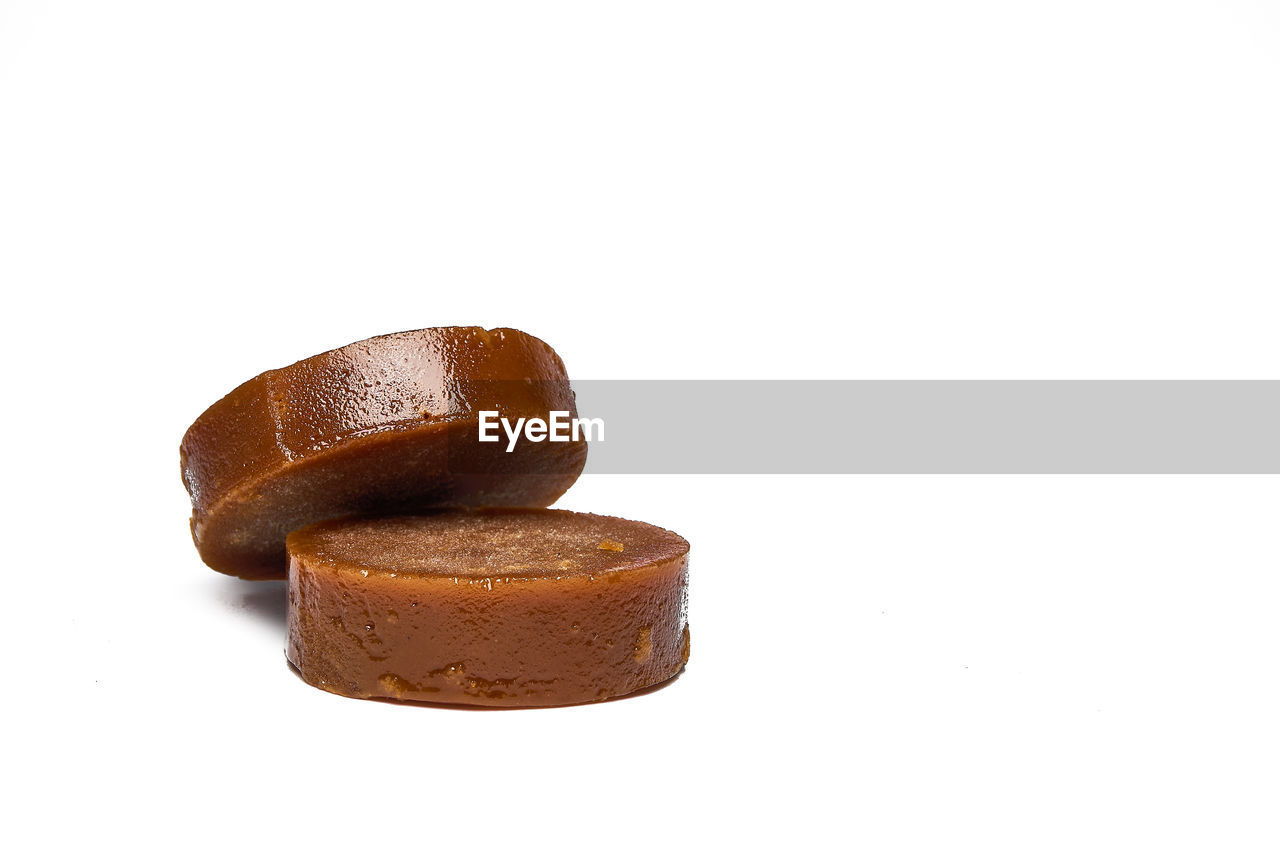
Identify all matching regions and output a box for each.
[213,577,287,632]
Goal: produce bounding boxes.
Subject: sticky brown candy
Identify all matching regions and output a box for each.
[180,328,587,579]
[286,510,691,707]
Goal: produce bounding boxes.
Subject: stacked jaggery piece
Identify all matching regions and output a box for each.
[180,327,689,707]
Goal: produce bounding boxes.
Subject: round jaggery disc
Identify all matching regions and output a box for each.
[180,327,587,579]
[285,509,691,707]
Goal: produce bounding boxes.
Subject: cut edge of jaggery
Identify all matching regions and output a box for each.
[285,509,690,581]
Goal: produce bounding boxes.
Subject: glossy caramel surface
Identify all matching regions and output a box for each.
[286,510,690,707]
[181,328,587,579]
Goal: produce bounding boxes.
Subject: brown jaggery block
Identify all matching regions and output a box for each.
[285,510,690,707]
[180,328,587,580]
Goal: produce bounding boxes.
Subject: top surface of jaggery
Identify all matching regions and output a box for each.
[287,509,689,579]
[181,326,577,483]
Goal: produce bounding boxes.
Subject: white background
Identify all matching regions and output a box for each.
[2,2,1278,850]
